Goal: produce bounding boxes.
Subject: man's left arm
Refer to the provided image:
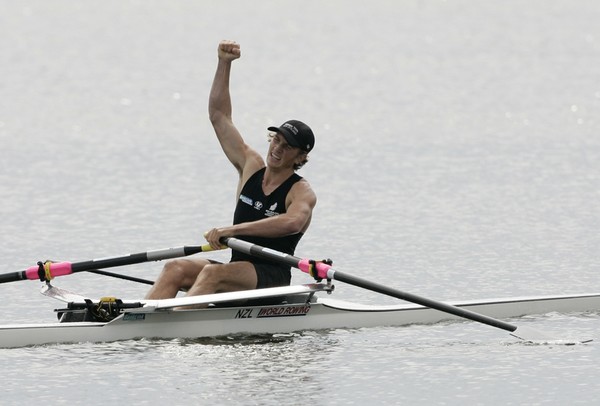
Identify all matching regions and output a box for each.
[204,181,317,248]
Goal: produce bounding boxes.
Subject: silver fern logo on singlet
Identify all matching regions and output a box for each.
[265,202,279,217]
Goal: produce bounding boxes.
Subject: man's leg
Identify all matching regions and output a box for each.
[145,258,212,299]
[185,261,257,297]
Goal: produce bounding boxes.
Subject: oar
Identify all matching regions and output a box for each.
[0,244,216,284]
[223,237,560,342]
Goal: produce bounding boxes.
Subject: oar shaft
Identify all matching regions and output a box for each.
[1,245,213,284]
[0,272,25,284]
[224,237,518,333]
[224,237,300,268]
[70,246,207,272]
[332,270,517,333]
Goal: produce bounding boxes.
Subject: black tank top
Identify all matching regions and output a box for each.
[231,167,304,264]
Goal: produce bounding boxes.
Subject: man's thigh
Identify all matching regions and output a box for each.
[206,261,258,292]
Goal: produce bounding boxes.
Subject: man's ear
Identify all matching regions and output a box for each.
[296,152,308,164]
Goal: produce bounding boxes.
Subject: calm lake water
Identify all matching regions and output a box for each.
[1,1,599,405]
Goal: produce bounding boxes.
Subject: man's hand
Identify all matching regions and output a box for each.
[218,40,241,62]
[204,227,231,250]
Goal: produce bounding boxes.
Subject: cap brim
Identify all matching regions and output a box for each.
[268,126,301,148]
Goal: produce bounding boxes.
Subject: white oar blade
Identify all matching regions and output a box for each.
[41,284,91,303]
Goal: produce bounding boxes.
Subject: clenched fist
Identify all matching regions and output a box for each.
[218,40,241,61]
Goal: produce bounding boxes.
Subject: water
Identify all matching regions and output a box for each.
[1,0,599,404]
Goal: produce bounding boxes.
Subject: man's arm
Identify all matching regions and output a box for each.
[204,180,317,249]
[208,40,263,177]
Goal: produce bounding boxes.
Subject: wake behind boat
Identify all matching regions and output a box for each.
[1,282,599,348]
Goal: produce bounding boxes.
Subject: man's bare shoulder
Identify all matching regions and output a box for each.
[291,178,317,206]
[239,151,266,184]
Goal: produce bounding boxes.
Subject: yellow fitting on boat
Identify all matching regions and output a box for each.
[99,297,118,303]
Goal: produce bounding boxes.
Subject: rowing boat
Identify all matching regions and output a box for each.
[1,282,598,348]
[1,238,596,347]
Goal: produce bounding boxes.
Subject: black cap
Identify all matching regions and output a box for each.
[268,120,315,152]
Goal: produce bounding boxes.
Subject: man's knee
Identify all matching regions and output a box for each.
[161,259,206,283]
[196,263,222,281]
[162,259,186,277]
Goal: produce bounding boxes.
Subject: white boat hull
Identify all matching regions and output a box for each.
[1,288,599,348]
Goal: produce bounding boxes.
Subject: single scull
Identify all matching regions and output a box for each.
[0,282,598,348]
[0,240,596,348]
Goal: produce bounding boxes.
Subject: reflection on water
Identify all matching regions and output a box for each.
[0,316,598,404]
[177,332,301,347]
